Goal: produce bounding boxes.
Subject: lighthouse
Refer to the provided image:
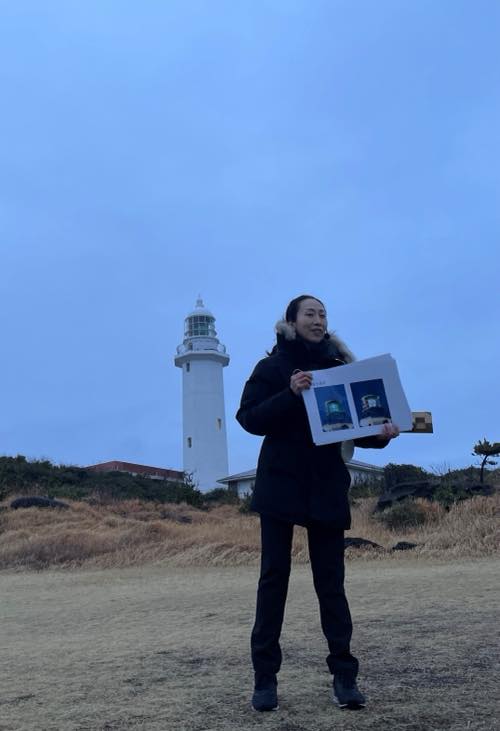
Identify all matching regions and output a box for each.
[174,298,230,491]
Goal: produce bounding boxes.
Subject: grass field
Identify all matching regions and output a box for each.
[2,556,499,731]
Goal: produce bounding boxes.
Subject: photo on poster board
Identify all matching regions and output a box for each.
[314,384,354,432]
[350,378,392,427]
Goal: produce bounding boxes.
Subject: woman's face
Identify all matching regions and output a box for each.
[293,298,328,343]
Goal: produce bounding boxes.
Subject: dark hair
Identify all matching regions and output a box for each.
[266,294,327,355]
[285,294,326,323]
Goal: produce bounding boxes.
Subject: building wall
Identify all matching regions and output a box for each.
[349,468,381,484]
[234,479,254,498]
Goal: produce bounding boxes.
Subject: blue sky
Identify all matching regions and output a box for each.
[1,1,499,478]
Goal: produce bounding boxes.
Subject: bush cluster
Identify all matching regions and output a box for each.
[0,455,204,508]
[238,492,254,514]
[349,477,384,499]
[2,455,495,515]
[377,500,433,531]
[202,487,240,505]
[383,463,431,489]
[380,463,496,508]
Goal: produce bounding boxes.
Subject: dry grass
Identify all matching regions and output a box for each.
[348,494,500,559]
[0,493,498,571]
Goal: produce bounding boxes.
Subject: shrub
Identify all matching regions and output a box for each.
[383,463,430,490]
[0,455,204,508]
[203,487,239,505]
[439,466,482,484]
[431,482,471,507]
[350,477,384,499]
[377,499,433,532]
[238,492,254,514]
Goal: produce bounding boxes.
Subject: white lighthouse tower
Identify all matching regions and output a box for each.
[174,298,230,491]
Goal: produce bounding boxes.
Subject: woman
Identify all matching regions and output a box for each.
[236,295,399,712]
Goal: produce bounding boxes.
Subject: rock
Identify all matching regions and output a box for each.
[10,496,69,510]
[392,541,418,551]
[344,536,383,550]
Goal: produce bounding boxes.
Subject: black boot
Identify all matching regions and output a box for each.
[252,673,278,712]
[333,673,366,709]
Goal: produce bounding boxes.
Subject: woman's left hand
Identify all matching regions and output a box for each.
[377,423,400,441]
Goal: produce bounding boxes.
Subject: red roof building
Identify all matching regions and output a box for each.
[86,461,184,482]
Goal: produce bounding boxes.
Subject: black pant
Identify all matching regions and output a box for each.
[251,514,359,678]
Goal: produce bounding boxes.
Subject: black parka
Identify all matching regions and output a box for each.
[236,326,389,529]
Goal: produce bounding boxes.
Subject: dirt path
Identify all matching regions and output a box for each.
[1,558,499,731]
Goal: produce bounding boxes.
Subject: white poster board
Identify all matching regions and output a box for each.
[302,354,413,446]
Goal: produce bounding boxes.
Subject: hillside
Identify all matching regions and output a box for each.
[1,493,498,570]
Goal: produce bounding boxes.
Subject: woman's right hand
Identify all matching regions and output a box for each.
[290,370,313,396]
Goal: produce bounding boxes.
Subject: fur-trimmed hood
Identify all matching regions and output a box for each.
[275,319,356,364]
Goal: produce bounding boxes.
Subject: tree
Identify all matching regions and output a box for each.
[472,439,500,484]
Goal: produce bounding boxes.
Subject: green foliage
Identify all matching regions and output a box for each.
[349,477,385,499]
[0,455,204,508]
[488,467,500,483]
[431,482,470,508]
[438,466,482,483]
[203,487,240,505]
[377,500,429,531]
[383,463,431,489]
[431,464,490,506]
[238,492,254,514]
[380,461,495,509]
